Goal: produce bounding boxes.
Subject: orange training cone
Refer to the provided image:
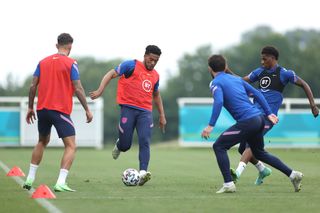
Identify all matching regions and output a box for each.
[6,166,25,176]
[31,184,56,199]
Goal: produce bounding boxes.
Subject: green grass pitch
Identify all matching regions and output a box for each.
[1,143,320,213]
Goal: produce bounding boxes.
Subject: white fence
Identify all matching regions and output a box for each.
[177,98,320,148]
[0,97,104,149]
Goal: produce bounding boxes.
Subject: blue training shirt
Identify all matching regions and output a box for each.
[248,65,297,115]
[114,60,159,92]
[208,72,272,127]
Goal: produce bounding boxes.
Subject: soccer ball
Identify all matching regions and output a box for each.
[122,168,140,186]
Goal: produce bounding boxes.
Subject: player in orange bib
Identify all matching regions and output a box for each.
[23,33,93,192]
[90,45,166,186]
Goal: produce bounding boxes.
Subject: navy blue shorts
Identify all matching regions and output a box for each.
[37,109,75,138]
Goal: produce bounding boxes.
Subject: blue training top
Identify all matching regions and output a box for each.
[208,72,272,127]
[248,65,297,115]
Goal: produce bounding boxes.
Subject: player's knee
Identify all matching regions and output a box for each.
[38,140,49,147]
[139,139,150,148]
[66,143,77,151]
[63,138,76,151]
[118,143,131,152]
[238,146,245,154]
[212,142,220,152]
[39,134,50,146]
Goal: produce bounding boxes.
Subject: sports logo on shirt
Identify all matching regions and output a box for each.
[260,76,271,89]
[142,80,152,92]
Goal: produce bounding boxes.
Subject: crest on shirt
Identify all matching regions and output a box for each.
[142,80,152,92]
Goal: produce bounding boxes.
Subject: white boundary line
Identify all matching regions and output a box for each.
[0,160,62,213]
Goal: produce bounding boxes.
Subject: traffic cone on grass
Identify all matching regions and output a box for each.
[6,166,25,176]
[31,184,56,199]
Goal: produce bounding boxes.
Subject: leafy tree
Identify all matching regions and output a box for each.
[2,26,320,142]
[224,26,320,98]
[284,29,320,97]
[161,26,320,141]
[160,45,213,140]
[76,57,122,143]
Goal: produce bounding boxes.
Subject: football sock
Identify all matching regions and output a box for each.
[57,169,69,185]
[224,181,235,187]
[26,163,38,181]
[254,161,266,172]
[236,161,247,177]
[289,171,297,180]
[139,170,147,175]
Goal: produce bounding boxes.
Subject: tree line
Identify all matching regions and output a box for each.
[1,26,319,143]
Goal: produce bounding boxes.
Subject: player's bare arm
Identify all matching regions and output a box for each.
[73,80,93,123]
[26,76,39,124]
[294,77,319,117]
[153,90,167,133]
[90,69,118,99]
[242,75,251,83]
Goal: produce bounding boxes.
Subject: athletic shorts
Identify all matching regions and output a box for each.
[37,108,75,138]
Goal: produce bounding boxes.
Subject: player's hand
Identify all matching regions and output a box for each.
[201,125,213,140]
[86,110,93,123]
[268,114,278,125]
[311,105,319,118]
[89,90,102,100]
[159,114,167,134]
[26,108,36,124]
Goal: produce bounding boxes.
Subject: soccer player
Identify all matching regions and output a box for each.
[90,45,166,186]
[201,54,303,193]
[23,33,93,192]
[229,46,319,185]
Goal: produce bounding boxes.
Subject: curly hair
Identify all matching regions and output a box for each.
[261,46,279,60]
[145,45,161,56]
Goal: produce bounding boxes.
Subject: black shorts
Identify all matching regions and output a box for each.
[37,109,75,138]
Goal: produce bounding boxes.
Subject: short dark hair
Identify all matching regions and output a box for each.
[57,33,73,45]
[261,46,279,60]
[145,45,161,56]
[208,55,226,72]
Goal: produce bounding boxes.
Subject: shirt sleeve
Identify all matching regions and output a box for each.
[208,82,224,127]
[280,68,297,85]
[33,63,40,77]
[154,80,159,92]
[71,63,80,80]
[114,60,136,76]
[243,80,272,115]
[248,67,262,82]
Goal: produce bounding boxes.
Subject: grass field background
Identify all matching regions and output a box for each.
[1,142,320,213]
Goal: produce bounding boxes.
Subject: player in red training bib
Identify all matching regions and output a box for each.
[23,33,93,192]
[90,45,166,186]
